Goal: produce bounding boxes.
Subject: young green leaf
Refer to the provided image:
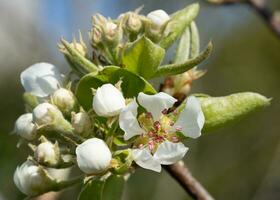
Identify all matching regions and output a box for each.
[121,36,165,79]
[159,3,200,49]
[78,179,104,200]
[76,66,156,110]
[152,42,212,78]
[78,175,125,200]
[197,92,271,132]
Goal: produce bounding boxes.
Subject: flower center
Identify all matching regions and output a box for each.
[135,110,180,153]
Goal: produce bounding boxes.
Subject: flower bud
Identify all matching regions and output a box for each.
[93,84,126,117]
[76,138,112,174]
[52,88,76,114]
[126,13,142,34]
[33,103,64,125]
[13,161,54,196]
[91,26,103,46]
[147,9,170,27]
[14,113,37,140]
[34,141,60,166]
[71,112,91,137]
[70,42,87,57]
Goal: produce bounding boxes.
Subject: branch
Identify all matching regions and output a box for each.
[208,0,280,38]
[164,161,215,200]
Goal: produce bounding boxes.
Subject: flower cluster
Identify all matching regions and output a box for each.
[12,4,208,198]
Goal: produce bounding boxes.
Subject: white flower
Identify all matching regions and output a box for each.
[119,93,204,172]
[147,10,170,27]
[14,113,37,140]
[52,88,76,113]
[34,141,60,166]
[92,84,126,117]
[33,103,63,125]
[76,138,112,174]
[13,161,52,196]
[20,62,63,97]
[71,112,91,137]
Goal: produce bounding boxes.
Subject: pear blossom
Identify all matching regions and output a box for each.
[34,141,60,166]
[20,62,63,97]
[13,160,53,196]
[71,112,91,137]
[52,88,76,113]
[119,92,204,172]
[76,138,112,174]
[92,84,126,117]
[33,103,63,125]
[14,113,37,140]
[147,10,170,27]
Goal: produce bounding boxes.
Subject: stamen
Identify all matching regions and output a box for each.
[169,121,174,126]
[171,136,179,142]
[138,144,144,149]
[145,112,152,118]
[161,108,168,115]
[153,121,161,131]
[175,126,182,131]
[148,140,154,151]
[148,131,154,137]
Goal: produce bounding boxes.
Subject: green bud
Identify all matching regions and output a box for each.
[197,92,271,132]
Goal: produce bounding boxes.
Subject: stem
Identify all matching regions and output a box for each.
[164,161,214,200]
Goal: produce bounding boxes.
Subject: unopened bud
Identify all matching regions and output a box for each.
[69,42,87,57]
[13,161,54,196]
[92,84,126,117]
[90,25,103,46]
[34,141,60,166]
[14,113,37,140]
[71,112,92,137]
[147,10,170,27]
[52,88,76,114]
[76,138,112,174]
[33,103,63,125]
[126,13,142,33]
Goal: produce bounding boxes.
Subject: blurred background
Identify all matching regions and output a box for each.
[0,0,279,199]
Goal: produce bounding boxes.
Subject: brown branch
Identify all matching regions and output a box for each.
[208,0,280,38]
[164,161,215,200]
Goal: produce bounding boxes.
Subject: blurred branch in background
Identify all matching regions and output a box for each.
[207,0,280,38]
[164,161,214,200]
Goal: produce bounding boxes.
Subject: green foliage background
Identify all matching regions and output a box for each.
[0,0,279,199]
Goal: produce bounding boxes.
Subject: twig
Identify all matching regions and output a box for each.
[164,161,215,200]
[208,0,280,38]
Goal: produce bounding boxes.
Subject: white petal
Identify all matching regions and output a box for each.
[20,63,63,97]
[137,92,177,121]
[173,96,205,138]
[132,148,161,172]
[154,141,188,165]
[119,100,145,140]
[92,84,126,117]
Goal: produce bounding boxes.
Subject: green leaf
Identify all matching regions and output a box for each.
[121,36,165,79]
[78,175,125,200]
[78,179,104,200]
[103,175,125,200]
[60,38,99,75]
[197,92,271,132]
[159,3,200,49]
[76,66,156,110]
[152,42,212,78]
